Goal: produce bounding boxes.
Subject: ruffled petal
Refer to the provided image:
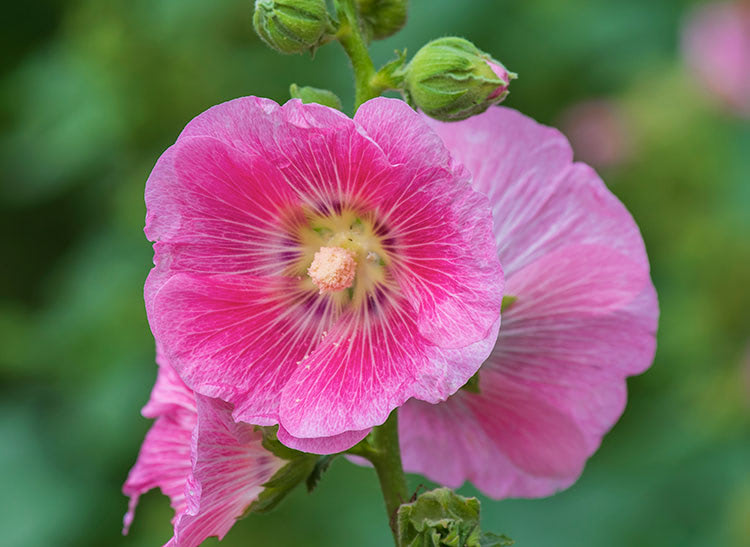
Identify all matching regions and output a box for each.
[354,97,456,172]
[122,359,196,534]
[400,246,657,498]
[399,107,658,499]
[123,416,193,534]
[279,298,500,440]
[357,98,504,349]
[169,396,284,547]
[277,425,370,455]
[174,97,397,214]
[141,347,197,419]
[144,136,300,276]
[425,107,649,276]
[151,273,339,426]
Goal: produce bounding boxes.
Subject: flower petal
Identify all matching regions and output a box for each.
[276,425,370,455]
[175,97,396,214]
[145,136,300,276]
[279,298,500,440]
[122,359,196,534]
[400,247,658,498]
[169,396,284,547]
[425,107,649,276]
[358,98,504,349]
[151,272,339,426]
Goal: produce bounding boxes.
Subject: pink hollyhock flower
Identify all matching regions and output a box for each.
[559,99,633,168]
[398,107,659,499]
[123,353,285,546]
[682,1,750,118]
[145,96,503,452]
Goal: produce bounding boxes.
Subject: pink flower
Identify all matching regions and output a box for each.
[145,97,503,453]
[559,99,633,169]
[398,107,658,499]
[682,1,750,118]
[123,353,285,546]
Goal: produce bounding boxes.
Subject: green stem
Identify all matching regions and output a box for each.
[333,0,381,110]
[348,410,409,545]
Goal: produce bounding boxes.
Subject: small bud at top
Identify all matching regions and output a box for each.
[357,0,408,41]
[403,37,517,122]
[253,0,332,55]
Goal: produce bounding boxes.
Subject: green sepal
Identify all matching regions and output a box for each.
[373,48,409,91]
[247,426,318,514]
[396,488,512,547]
[306,454,338,492]
[289,83,344,110]
[461,370,481,394]
[479,532,515,546]
[501,295,517,313]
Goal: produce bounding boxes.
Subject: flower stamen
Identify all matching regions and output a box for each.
[308,246,357,294]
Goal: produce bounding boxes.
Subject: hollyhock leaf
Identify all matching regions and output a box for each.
[397,488,482,547]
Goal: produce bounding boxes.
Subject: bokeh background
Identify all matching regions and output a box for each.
[2,0,749,545]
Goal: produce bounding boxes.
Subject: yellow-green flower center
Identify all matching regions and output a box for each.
[294,209,390,306]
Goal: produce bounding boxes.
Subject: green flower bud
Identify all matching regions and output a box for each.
[404,37,517,122]
[356,0,408,40]
[253,0,332,55]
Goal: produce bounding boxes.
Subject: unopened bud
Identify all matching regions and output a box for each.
[404,37,516,122]
[253,0,332,55]
[357,0,408,40]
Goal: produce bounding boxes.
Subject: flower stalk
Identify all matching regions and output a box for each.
[348,410,409,545]
[334,0,385,109]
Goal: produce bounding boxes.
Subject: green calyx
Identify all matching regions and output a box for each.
[247,426,325,514]
[253,0,334,54]
[356,0,409,41]
[289,83,343,110]
[397,488,514,547]
[404,37,516,122]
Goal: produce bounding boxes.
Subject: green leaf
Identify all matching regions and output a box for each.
[396,488,513,546]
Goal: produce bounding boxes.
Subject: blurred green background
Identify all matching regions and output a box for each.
[1,0,748,545]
